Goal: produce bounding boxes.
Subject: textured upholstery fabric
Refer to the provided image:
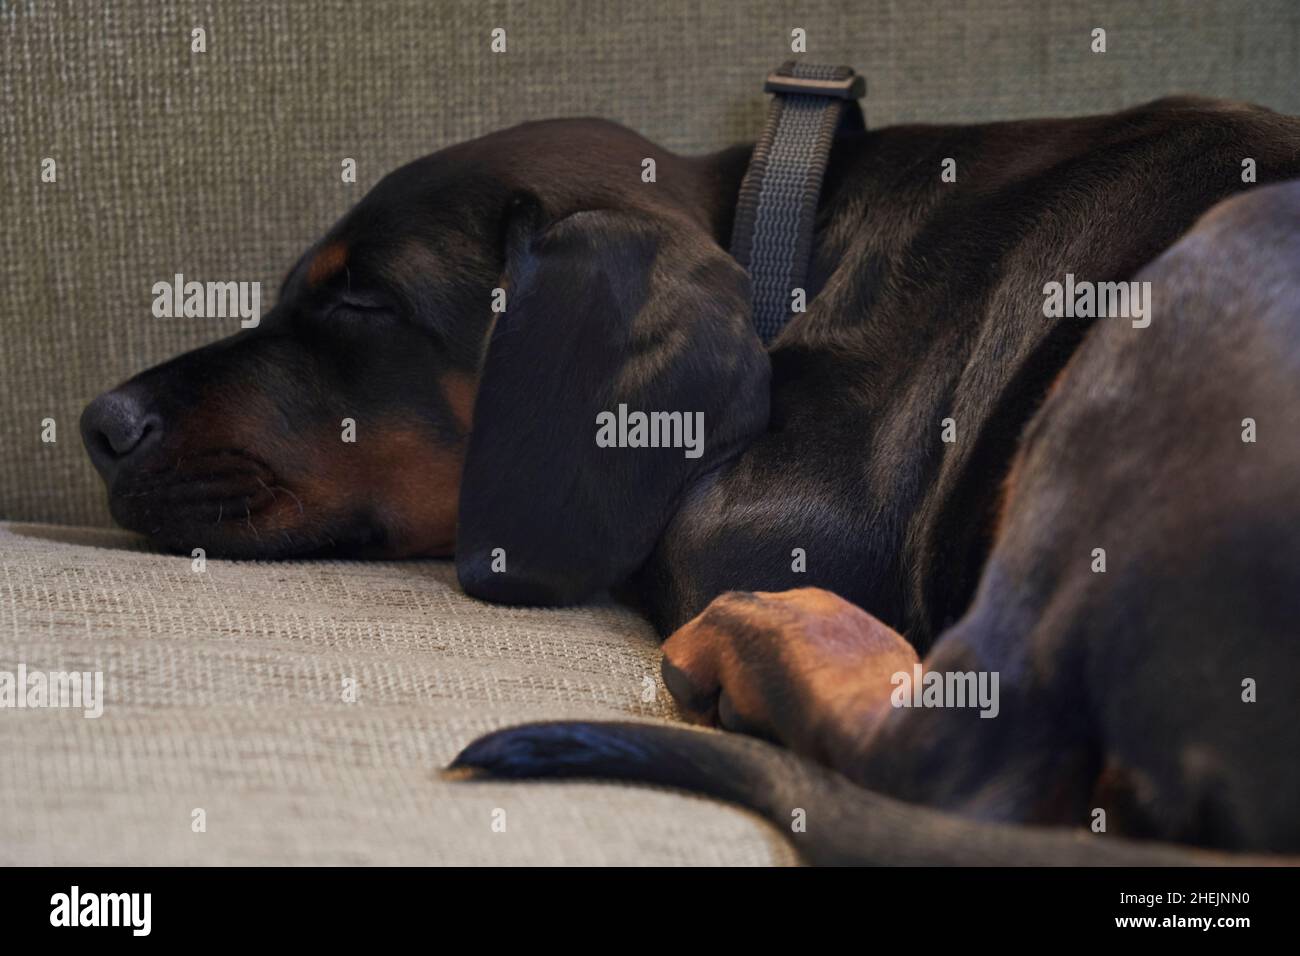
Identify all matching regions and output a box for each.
[2,0,1298,525]
[0,523,796,864]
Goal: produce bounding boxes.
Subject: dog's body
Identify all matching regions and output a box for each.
[83,96,1300,862]
[633,96,1300,644]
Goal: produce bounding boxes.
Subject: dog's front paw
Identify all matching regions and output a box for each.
[660,588,918,770]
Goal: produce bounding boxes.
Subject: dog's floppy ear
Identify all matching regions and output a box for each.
[456,204,770,606]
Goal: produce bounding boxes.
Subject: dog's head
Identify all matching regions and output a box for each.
[81,119,769,604]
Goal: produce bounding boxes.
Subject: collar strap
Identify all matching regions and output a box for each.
[730,62,865,344]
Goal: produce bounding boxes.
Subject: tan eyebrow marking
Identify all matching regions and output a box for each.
[307,241,349,286]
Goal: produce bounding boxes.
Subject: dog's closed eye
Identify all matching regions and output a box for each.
[327,296,393,322]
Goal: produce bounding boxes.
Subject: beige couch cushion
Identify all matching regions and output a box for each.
[0,522,795,865]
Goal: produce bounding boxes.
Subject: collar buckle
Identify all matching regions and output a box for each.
[763,67,865,101]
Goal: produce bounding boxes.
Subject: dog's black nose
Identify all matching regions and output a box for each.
[80,390,162,479]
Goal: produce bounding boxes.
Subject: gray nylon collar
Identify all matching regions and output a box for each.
[730,62,865,344]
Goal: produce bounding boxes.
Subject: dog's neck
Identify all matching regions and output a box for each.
[695,143,753,249]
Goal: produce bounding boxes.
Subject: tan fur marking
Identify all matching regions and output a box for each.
[307,241,349,286]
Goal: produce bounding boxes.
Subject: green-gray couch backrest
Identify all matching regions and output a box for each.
[4,0,1298,526]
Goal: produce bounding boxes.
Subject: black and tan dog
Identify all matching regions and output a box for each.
[82,96,1300,864]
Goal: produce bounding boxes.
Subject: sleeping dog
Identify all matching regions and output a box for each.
[82,96,1300,864]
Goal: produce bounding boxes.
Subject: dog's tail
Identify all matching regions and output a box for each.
[449,720,1288,866]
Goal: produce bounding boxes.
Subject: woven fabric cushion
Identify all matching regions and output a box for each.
[0,522,796,865]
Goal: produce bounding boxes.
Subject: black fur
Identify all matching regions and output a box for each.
[449,720,1279,865]
[83,99,1300,863]
[457,205,769,604]
[457,179,1300,862]
[637,97,1300,642]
